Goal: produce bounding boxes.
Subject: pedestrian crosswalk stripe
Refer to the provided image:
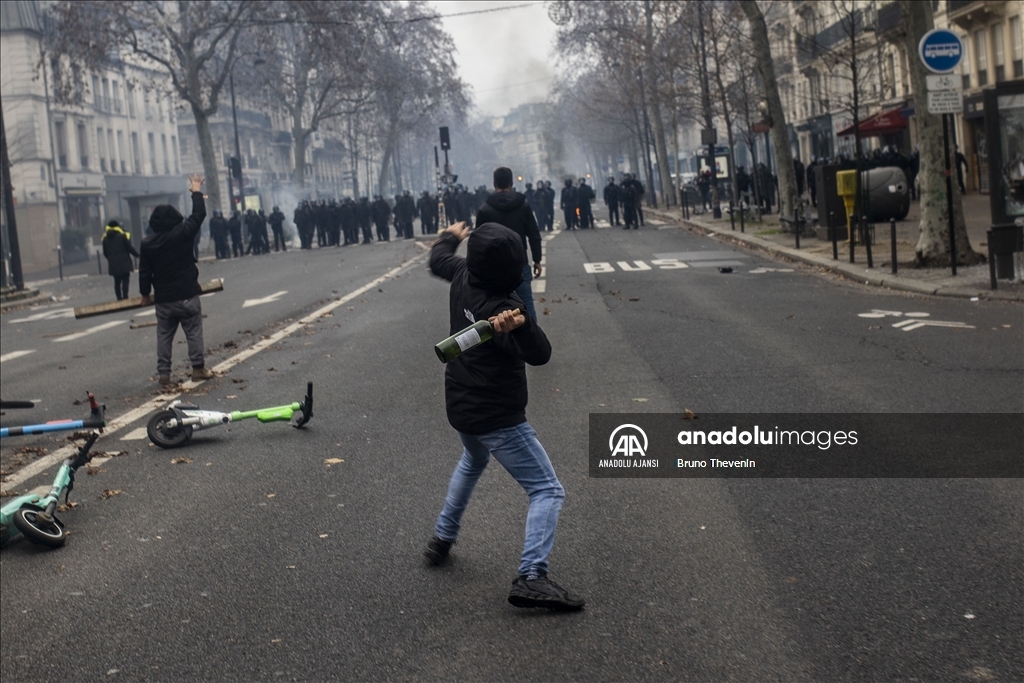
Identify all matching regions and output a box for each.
[532,279,546,294]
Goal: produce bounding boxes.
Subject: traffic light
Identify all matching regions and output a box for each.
[230,156,242,179]
[439,127,450,151]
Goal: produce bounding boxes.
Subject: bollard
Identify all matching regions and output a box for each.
[729,200,735,231]
[863,216,873,269]
[740,203,745,233]
[97,251,103,275]
[849,214,856,263]
[58,245,64,281]
[830,212,838,260]
[795,218,800,249]
[683,191,688,220]
[890,219,898,274]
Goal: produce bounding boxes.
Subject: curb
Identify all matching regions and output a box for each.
[653,211,1023,303]
[0,289,47,312]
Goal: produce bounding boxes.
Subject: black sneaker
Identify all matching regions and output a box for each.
[424,536,455,566]
[508,574,585,611]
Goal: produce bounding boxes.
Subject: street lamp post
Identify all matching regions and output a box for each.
[229,71,246,214]
[228,59,265,215]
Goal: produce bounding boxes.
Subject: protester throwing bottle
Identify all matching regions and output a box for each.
[424,220,584,612]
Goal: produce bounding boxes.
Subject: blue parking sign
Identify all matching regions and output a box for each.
[918,29,964,73]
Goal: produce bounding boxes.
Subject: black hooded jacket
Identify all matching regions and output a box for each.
[139,192,206,303]
[429,224,551,435]
[474,190,542,266]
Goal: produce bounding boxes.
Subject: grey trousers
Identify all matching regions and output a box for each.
[155,295,205,375]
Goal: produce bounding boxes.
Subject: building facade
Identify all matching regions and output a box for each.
[1,0,186,274]
[768,0,1023,191]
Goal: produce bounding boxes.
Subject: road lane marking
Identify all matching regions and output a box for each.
[1,392,178,493]
[121,427,149,441]
[532,280,546,294]
[212,255,426,376]
[0,350,36,363]
[2,252,429,493]
[51,320,126,342]
[9,308,75,323]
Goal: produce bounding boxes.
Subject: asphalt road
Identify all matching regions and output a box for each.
[1,219,1021,682]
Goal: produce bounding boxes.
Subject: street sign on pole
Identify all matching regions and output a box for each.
[926,74,960,91]
[918,28,964,73]
[927,89,964,114]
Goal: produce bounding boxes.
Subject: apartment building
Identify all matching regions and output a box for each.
[769,0,1021,188]
[1,0,186,273]
[492,102,553,183]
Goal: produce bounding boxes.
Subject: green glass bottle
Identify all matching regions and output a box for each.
[435,309,520,363]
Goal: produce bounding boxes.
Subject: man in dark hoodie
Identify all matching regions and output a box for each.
[139,174,214,385]
[474,167,543,321]
[424,220,584,612]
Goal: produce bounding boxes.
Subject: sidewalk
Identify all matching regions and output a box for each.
[652,193,1023,302]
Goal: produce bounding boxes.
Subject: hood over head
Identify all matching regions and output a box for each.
[484,190,525,214]
[466,223,525,295]
[149,205,184,233]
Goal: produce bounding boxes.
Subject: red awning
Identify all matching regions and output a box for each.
[837,107,909,137]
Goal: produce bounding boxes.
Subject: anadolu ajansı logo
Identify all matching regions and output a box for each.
[609,424,648,457]
[600,424,657,468]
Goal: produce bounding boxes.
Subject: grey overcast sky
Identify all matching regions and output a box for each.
[426,1,560,120]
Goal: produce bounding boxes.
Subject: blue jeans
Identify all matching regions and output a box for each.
[515,264,537,321]
[434,422,565,577]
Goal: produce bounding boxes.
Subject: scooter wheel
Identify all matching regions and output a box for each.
[12,508,67,548]
[147,409,191,449]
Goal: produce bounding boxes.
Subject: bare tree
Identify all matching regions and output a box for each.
[247,2,378,190]
[368,3,468,197]
[739,0,798,220]
[48,0,256,211]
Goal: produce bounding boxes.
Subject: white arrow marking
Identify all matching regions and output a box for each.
[892,320,975,331]
[52,320,126,342]
[243,290,288,308]
[0,350,36,363]
[859,309,912,318]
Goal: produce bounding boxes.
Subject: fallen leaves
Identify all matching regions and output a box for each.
[632,397,648,403]
[684,409,698,420]
[99,489,123,499]
[266,493,276,498]
[628,297,640,302]
[171,457,193,465]
[323,458,344,465]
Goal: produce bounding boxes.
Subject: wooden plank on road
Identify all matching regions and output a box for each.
[74,278,224,319]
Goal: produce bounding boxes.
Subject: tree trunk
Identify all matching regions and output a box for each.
[650,97,677,206]
[901,0,981,266]
[192,105,222,212]
[392,136,404,194]
[629,137,641,181]
[378,136,394,198]
[740,0,798,219]
[292,117,308,192]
